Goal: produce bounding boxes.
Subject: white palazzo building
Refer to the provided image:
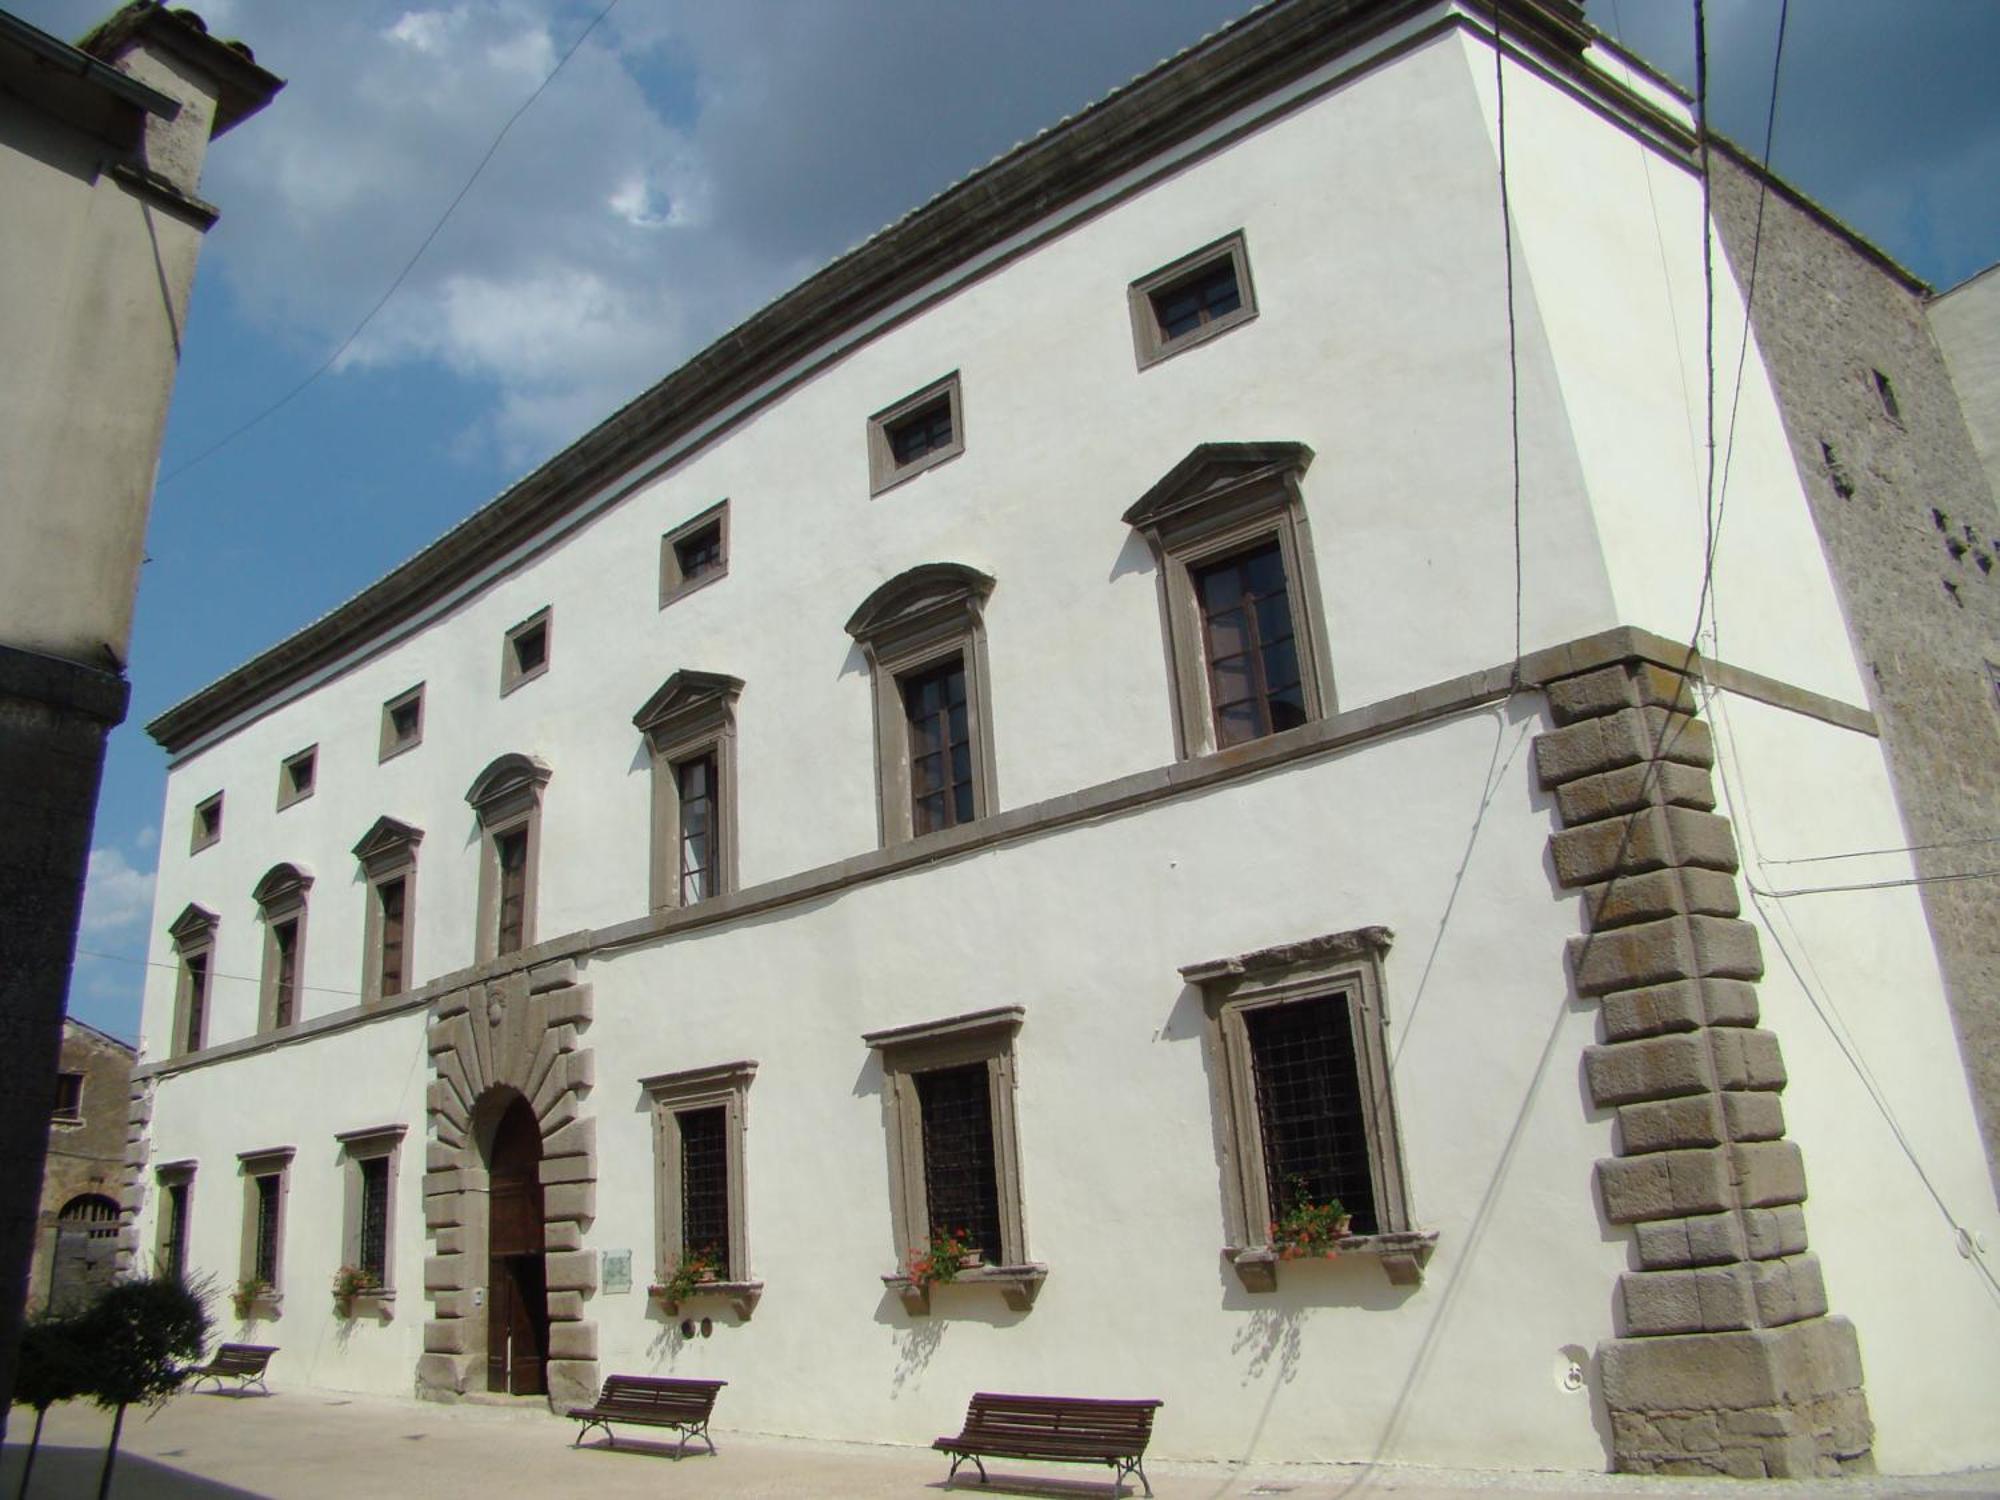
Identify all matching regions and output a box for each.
[128,0,2000,1479]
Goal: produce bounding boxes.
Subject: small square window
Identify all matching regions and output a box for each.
[1130,231,1258,369]
[379,684,424,761]
[661,502,730,607]
[502,608,551,695]
[52,1072,83,1122]
[191,792,223,853]
[277,747,316,810]
[868,373,965,495]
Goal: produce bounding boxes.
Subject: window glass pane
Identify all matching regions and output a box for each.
[359,1156,389,1280]
[273,920,298,1028]
[679,1106,731,1274]
[379,879,406,998]
[903,657,973,833]
[254,1174,281,1284]
[1244,996,1377,1233]
[185,952,208,1052]
[1195,540,1301,750]
[496,831,528,954]
[915,1063,1003,1263]
[677,754,716,905]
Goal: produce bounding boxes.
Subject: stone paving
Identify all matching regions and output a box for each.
[3,1387,1997,1500]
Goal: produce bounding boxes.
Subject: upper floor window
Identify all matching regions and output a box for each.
[277,746,317,810]
[633,671,742,912]
[191,792,223,853]
[501,608,551,696]
[353,816,423,1003]
[1124,442,1333,759]
[167,903,218,1057]
[380,684,425,761]
[661,501,730,607]
[252,863,313,1032]
[51,1072,83,1122]
[1129,231,1258,369]
[467,754,550,961]
[844,564,997,847]
[868,373,965,495]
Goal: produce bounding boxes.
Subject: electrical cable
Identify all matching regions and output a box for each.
[1763,831,2000,866]
[157,0,626,489]
[76,946,361,1000]
[1493,0,1525,685]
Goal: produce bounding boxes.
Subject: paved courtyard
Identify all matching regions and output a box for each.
[3,1387,1997,1500]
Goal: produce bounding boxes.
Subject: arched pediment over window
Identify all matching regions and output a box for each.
[167,902,218,944]
[251,862,314,911]
[843,562,994,643]
[351,815,425,866]
[465,753,551,815]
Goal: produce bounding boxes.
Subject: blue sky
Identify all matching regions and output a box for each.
[19,0,1996,1045]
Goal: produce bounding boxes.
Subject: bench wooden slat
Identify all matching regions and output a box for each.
[935,1392,1163,1496]
[568,1375,726,1460]
[189,1343,278,1396]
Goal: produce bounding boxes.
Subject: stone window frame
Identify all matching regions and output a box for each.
[501,607,552,697]
[251,863,313,1034]
[51,1071,84,1123]
[862,1006,1043,1314]
[466,754,550,962]
[352,817,422,1004]
[632,671,742,912]
[276,745,317,810]
[660,500,730,608]
[166,903,217,1058]
[1123,442,1335,761]
[867,372,965,496]
[843,563,999,848]
[335,1123,405,1310]
[237,1146,294,1309]
[190,791,223,854]
[1182,926,1435,1290]
[155,1159,196,1282]
[1128,229,1259,370]
[379,683,425,762]
[640,1059,762,1319]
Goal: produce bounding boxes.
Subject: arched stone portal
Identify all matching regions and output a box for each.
[419,959,596,1407]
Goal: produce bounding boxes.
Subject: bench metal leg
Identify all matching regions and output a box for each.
[573,1418,613,1449]
[944,1452,988,1487]
[1111,1454,1151,1498]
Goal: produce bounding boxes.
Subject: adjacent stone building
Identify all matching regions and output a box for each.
[126,0,1999,1479]
[31,1020,137,1315]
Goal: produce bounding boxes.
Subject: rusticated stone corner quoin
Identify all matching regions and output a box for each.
[1534,655,1874,1479]
[419,958,598,1410]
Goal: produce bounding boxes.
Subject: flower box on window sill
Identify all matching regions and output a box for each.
[231,1291,282,1323]
[883,1263,1047,1316]
[1226,1230,1439,1291]
[333,1289,395,1322]
[647,1279,763,1321]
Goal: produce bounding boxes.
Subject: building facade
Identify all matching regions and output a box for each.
[128,0,2000,1479]
[0,0,278,1420]
[32,1019,137,1315]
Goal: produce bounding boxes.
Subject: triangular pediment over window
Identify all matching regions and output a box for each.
[1122,441,1314,535]
[351,816,424,865]
[251,862,313,910]
[843,562,995,642]
[465,753,551,814]
[632,670,743,742]
[167,902,219,944]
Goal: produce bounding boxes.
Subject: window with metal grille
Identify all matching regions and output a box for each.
[915,1064,1003,1262]
[1194,539,1306,748]
[377,878,407,998]
[674,522,723,584]
[271,919,299,1029]
[888,397,954,467]
[1153,257,1241,342]
[676,754,717,904]
[52,1072,83,1121]
[678,1105,730,1272]
[185,956,208,1048]
[358,1156,389,1281]
[163,1181,189,1281]
[253,1174,281,1285]
[902,657,974,835]
[1244,995,1377,1234]
[495,830,528,955]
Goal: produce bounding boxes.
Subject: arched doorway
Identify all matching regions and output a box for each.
[48,1193,120,1312]
[485,1092,549,1395]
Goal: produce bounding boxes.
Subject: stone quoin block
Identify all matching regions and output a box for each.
[1534,707,1713,790]
[542,1180,596,1224]
[1751,1254,1829,1327]
[423,1191,462,1231]
[1582,867,1741,931]
[1619,1094,1727,1154]
[1570,919,1695,997]
[547,1321,598,1360]
[1585,1032,1713,1107]
[1634,1213,1746,1270]
[1551,806,1741,890]
[1546,662,1698,725]
[538,1153,594,1186]
[1598,1148,1732,1223]
[1598,1317,1866,1415]
[541,984,594,1029]
[423,1319,467,1355]
[545,1250,597,1292]
[1620,1264,1756,1336]
[544,1220,584,1253]
[1731,1140,1808,1207]
[541,1115,595,1160]
[546,1290,586,1321]
[1742,1204,1810,1261]
[415,1355,467,1397]
[546,1360,600,1412]
[1555,759,1718,826]
[424,1254,466,1291]
[528,958,578,993]
[1710,1028,1788,1091]
[1687,916,1763,980]
[1698,979,1761,1029]
[433,1227,463,1255]
[1599,981,1708,1040]
[1721,1090,1787,1142]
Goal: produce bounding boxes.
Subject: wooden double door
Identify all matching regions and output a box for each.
[486,1098,549,1396]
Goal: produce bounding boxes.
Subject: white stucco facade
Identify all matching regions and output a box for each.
[131,0,1999,1477]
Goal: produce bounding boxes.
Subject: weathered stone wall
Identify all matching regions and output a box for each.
[1536,655,1872,1477]
[418,958,596,1409]
[29,1021,135,1309]
[1710,147,2000,1197]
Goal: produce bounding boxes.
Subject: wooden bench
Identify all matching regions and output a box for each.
[187,1343,278,1397]
[934,1393,1164,1496]
[567,1375,727,1458]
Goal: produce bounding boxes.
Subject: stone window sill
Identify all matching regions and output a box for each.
[1226,1231,1439,1291]
[883,1263,1047,1315]
[334,1290,395,1322]
[648,1280,764,1321]
[232,1293,283,1322]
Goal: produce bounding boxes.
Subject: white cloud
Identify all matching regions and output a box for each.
[78,847,155,942]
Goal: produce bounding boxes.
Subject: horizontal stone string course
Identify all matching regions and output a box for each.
[1536,656,1872,1478]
